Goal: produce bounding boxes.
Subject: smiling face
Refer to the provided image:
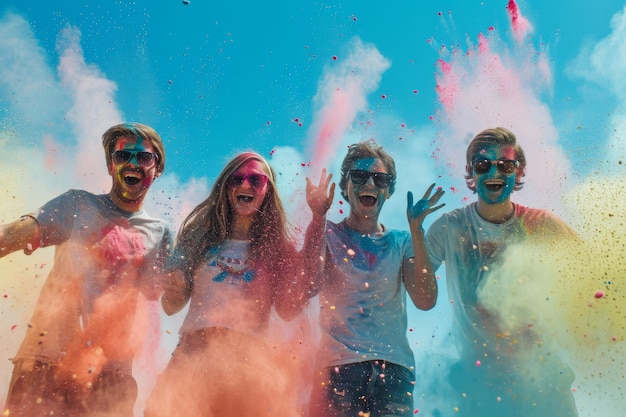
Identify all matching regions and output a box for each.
[345,157,391,222]
[471,143,520,205]
[107,135,159,212]
[227,159,270,221]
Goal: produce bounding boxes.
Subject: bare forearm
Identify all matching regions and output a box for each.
[299,213,327,296]
[405,229,438,310]
[0,217,40,258]
[275,215,327,320]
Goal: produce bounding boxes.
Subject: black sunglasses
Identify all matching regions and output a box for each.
[227,173,269,189]
[348,169,394,188]
[111,150,158,168]
[471,158,519,175]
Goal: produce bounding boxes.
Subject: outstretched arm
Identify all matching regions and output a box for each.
[275,169,335,320]
[403,184,445,311]
[301,168,335,294]
[0,216,41,258]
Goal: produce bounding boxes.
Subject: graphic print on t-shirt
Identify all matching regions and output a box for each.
[210,255,255,283]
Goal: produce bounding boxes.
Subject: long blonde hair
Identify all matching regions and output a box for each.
[174,152,295,282]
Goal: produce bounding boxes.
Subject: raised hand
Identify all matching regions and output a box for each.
[306,168,335,217]
[407,183,445,231]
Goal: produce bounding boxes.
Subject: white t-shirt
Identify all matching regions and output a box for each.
[179,239,274,338]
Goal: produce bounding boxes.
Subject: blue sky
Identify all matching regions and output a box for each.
[1,1,626,415]
[2,0,624,184]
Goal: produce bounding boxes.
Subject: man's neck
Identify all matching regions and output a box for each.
[108,192,143,213]
[475,199,515,224]
[344,215,383,235]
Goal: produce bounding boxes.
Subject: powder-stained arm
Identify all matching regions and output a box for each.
[403,184,445,311]
[0,216,41,258]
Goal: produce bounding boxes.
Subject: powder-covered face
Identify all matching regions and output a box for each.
[345,157,391,221]
[107,135,159,208]
[471,143,519,205]
[227,159,270,220]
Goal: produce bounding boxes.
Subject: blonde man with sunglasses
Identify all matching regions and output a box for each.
[306,141,444,417]
[0,123,172,417]
[425,127,579,417]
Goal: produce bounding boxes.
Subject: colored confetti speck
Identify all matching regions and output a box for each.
[414,409,419,414]
[347,248,356,257]
[182,0,190,4]
[332,55,338,60]
[413,89,418,94]
[269,149,275,156]
[381,94,386,99]
[475,360,481,366]
[11,325,17,331]
[595,290,604,298]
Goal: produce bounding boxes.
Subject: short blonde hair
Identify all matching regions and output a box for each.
[464,127,526,192]
[102,122,166,174]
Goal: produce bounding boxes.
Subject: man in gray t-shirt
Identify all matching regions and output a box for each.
[307,141,444,417]
[0,123,172,417]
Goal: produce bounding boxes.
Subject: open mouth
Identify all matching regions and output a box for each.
[236,194,254,203]
[358,192,378,207]
[483,180,505,192]
[123,170,144,186]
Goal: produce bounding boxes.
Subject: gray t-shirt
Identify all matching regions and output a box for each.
[316,220,416,372]
[14,190,172,374]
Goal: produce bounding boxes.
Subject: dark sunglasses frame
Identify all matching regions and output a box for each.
[111,150,158,168]
[227,173,269,189]
[471,158,519,175]
[348,169,394,188]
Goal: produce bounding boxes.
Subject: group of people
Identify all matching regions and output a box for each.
[0,123,579,417]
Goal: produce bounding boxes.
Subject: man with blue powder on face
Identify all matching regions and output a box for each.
[0,123,172,417]
[305,140,445,417]
[425,127,579,417]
